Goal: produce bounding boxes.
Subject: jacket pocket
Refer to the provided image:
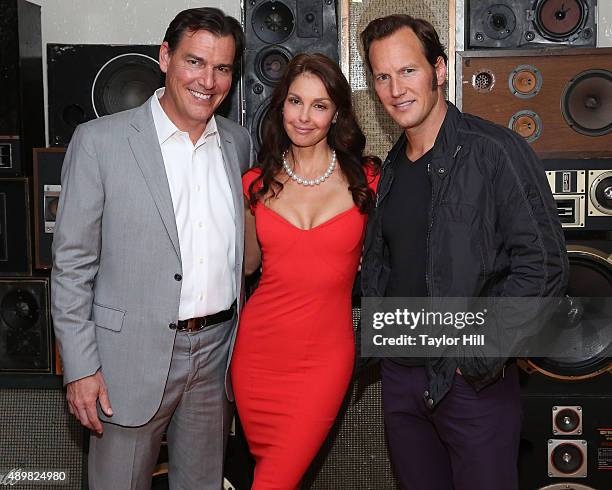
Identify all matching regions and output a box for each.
[92,303,126,332]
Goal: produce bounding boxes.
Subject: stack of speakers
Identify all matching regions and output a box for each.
[1,1,88,487]
[0,0,50,376]
[456,2,611,489]
[243,0,339,148]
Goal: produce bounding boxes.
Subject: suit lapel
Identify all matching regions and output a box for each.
[217,117,244,306]
[127,102,181,261]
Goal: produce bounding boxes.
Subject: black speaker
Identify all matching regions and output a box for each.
[303,307,397,489]
[0,385,87,489]
[47,44,164,147]
[244,0,339,148]
[0,178,31,275]
[522,241,612,380]
[518,369,612,489]
[467,0,596,49]
[303,363,397,489]
[32,148,65,270]
[0,277,52,374]
[0,0,45,176]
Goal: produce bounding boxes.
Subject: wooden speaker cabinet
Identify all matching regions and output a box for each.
[456,48,612,158]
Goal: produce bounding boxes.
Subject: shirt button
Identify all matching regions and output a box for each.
[174,274,182,281]
[423,390,429,398]
[168,322,177,330]
[196,185,201,192]
[198,222,203,228]
[426,398,434,408]
[199,258,204,264]
[199,293,204,301]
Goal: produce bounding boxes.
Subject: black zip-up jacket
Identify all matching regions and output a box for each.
[360,103,569,408]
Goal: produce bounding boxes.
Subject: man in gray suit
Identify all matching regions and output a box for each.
[51,8,252,489]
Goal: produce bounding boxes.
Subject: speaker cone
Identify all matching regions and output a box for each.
[562,69,612,137]
[91,53,162,118]
[590,171,612,215]
[484,4,516,40]
[536,0,586,41]
[527,245,612,379]
[509,110,542,142]
[256,46,292,86]
[252,1,295,44]
[553,406,581,434]
[509,65,542,98]
[252,98,271,149]
[0,288,42,363]
[549,441,585,475]
[1,288,39,331]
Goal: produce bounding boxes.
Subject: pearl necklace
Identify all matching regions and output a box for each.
[282,150,336,186]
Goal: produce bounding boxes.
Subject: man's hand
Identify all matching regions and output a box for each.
[66,370,113,434]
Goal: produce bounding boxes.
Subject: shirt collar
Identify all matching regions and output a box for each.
[151,87,221,148]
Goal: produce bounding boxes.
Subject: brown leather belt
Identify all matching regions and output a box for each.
[177,302,236,332]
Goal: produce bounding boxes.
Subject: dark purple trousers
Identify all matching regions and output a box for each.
[381,361,522,490]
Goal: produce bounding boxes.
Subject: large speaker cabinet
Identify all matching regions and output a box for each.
[466,0,596,50]
[0,385,87,489]
[244,0,339,148]
[303,363,397,489]
[0,277,53,374]
[456,48,612,158]
[47,44,164,147]
[0,0,44,176]
[518,370,612,489]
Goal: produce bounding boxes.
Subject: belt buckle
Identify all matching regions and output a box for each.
[189,317,206,332]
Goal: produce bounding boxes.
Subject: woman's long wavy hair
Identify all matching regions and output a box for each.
[248,53,380,213]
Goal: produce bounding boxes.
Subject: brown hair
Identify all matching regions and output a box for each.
[249,53,380,213]
[163,8,244,69]
[361,14,447,75]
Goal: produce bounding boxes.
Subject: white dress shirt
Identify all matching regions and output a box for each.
[151,88,236,319]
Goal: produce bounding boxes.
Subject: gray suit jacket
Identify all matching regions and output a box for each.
[51,98,252,427]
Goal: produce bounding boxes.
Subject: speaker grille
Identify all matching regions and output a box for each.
[304,365,397,489]
[303,307,397,489]
[0,388,86,489]
[348,0,449,159]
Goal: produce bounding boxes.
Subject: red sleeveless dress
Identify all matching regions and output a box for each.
[231,166,379,490]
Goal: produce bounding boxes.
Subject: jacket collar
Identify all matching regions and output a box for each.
[384,101,462,167]
[432,102,461,158]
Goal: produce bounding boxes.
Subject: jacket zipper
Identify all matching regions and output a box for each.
[426,145,462,296]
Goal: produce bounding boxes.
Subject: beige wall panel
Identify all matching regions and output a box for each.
[347,0,449,158]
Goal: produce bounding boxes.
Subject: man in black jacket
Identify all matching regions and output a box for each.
[360,15,568,490]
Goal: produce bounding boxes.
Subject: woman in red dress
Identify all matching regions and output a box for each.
[230,53,379,490]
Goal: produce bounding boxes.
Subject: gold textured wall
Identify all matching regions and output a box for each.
[345,0,449,158]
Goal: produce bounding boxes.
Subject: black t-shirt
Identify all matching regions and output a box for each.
[382,145,432,366]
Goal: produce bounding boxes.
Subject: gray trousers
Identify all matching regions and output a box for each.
[88,318,234,490]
